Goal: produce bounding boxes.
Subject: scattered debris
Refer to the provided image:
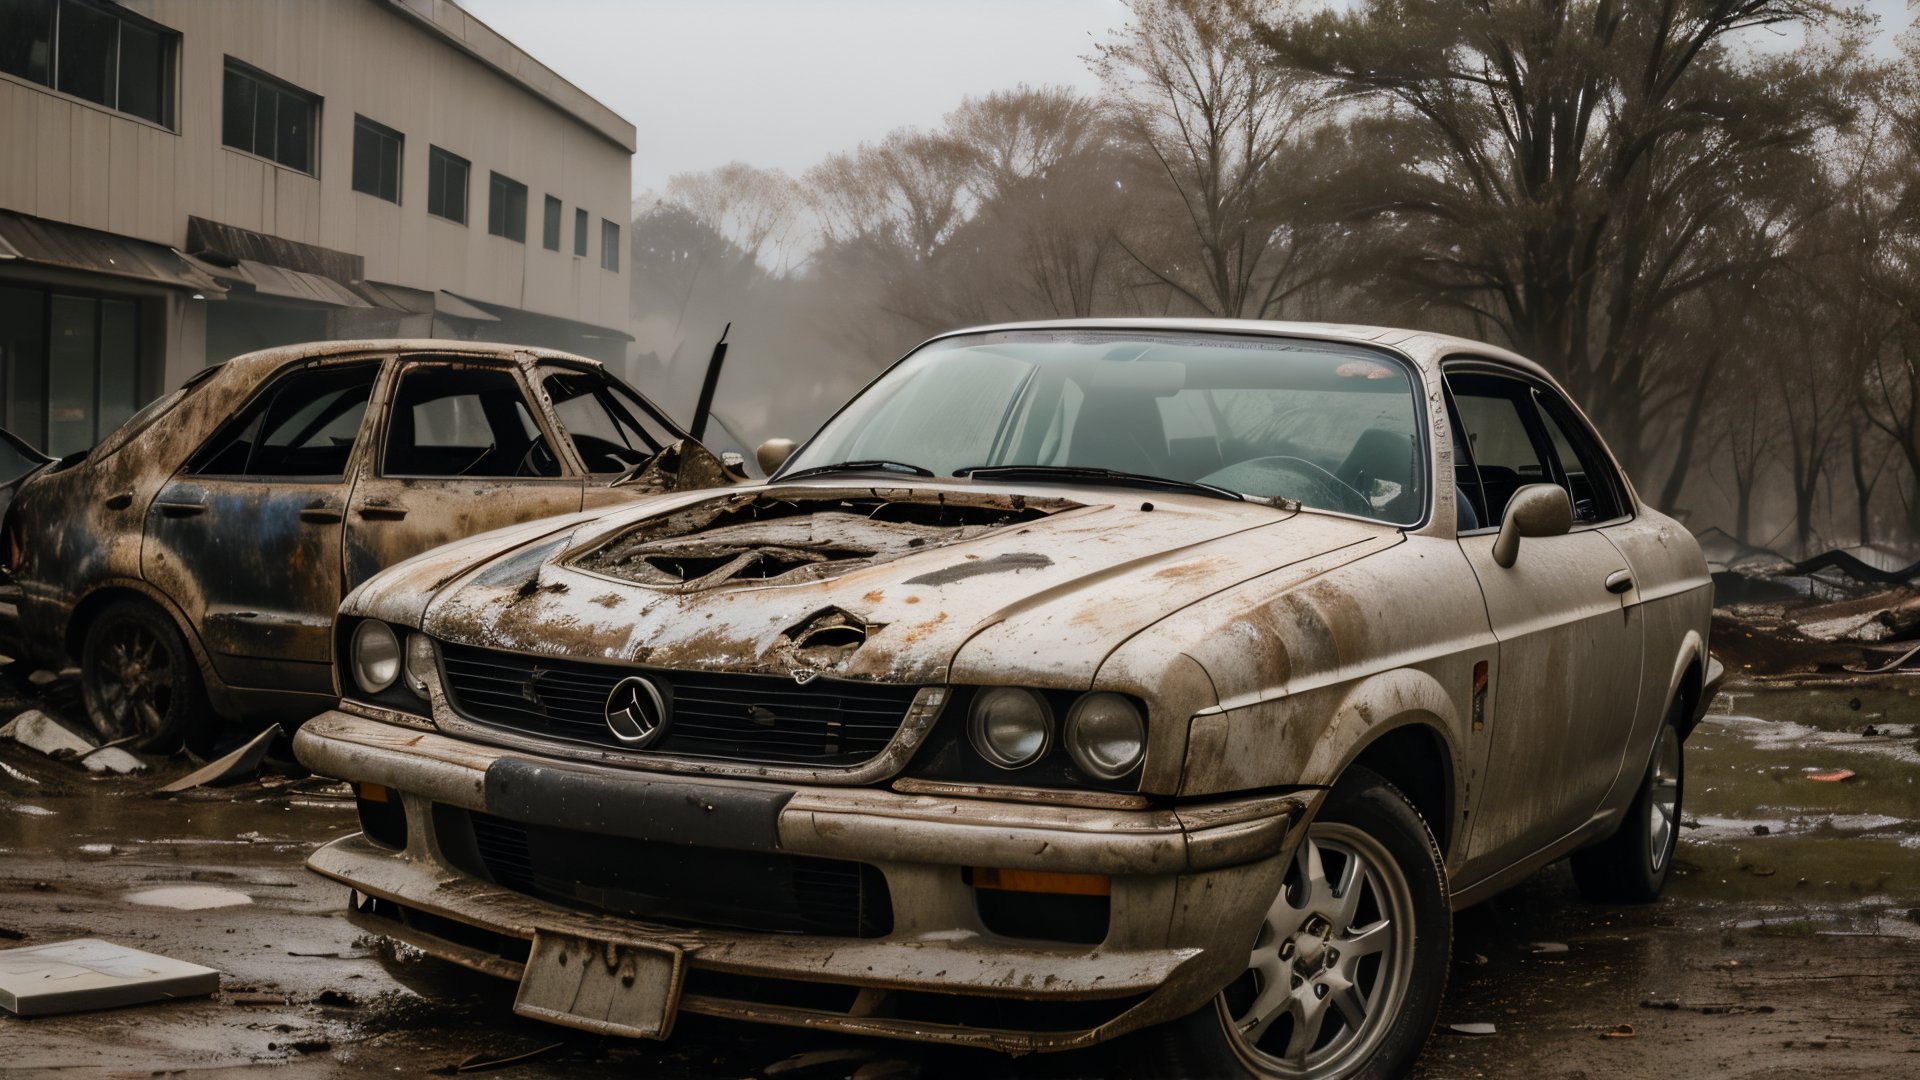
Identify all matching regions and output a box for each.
[0,938,218,1016]
[122,885,254,910]
[1600,1023,1636,1039]
[227,991,292,1006]
[156,724,284,793]
[0,710,146,774]
[1808,769,1857,783]
[765,1048,881,1074]
[1446,1022,1497,1036]
[1530,942,1569,954]
[313,988,361,1007]
[454,1041,564,1072]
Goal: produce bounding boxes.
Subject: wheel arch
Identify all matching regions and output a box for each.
[1666,629,1708,739]
[1307,668,1462,860]
[66,580,236,716]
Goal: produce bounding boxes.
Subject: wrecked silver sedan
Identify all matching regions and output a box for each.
[298,321,1718,1078]
[0,340,734,752]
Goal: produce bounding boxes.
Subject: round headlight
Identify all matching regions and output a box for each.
[968,687,1053,770]
[351,620,402,695]
[1065,693,1145,780]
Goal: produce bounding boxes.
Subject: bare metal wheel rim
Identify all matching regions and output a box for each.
[1219,821,1417,1079]
[1647,725,1682,873]
[91,618,177,740]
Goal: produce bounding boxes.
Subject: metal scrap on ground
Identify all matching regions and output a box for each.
[0,710,146,774]
[157,724,284,793]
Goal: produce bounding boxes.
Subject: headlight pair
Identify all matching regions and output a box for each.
[349,620,435,701]
[967,687,1145,781]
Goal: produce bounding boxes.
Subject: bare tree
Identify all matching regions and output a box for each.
[1094,0,1328,319]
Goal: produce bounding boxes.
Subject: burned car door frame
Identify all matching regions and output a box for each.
[1444,360,1645,875]
[343,356,586,592]
[140,355,386,698]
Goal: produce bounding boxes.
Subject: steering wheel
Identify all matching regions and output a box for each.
[1204,456,1374,516]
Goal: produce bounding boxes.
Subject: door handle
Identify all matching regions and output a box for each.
[1604,569,1634,594]
[154,499,206,518]
[299,501,344,524]
[357,500,408,521]
[104,492,133,511]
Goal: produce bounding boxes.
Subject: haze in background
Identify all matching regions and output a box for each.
[462,0,1118,197]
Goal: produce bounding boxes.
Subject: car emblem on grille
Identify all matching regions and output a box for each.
[604,676,669,748]
[790,667,820,686]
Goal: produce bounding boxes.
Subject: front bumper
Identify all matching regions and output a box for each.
[296,710,1321,1052]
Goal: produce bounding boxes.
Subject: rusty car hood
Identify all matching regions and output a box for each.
[409,481,1401,688]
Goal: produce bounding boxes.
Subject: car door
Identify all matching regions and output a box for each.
[142,359,382,695]
[1448,367,1644,873]
[343,358,584,592]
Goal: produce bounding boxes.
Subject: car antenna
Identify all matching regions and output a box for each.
[689,322,730,442]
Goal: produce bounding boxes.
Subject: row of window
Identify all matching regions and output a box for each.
[0,0,622,271]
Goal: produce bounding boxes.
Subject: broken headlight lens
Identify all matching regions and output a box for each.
[351,620,402,695]
[1065,693,1146,780]
[968,687,1054,770]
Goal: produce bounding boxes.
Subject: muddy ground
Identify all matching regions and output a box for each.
[3,678,1917,1079]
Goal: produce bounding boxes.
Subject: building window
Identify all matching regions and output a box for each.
[487,172,528,243]
[427,146,469,224]
[601,219,620,272]
[221,59,318,174]
[0,0,178,128]
[542,196,562,251]
[574,208,588,257]
[0,285,141,457]
[351,115,402,203]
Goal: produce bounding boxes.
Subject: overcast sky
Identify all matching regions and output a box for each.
[462,0,1917,200]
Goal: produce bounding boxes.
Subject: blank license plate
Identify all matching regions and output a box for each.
[512,931,684,1039]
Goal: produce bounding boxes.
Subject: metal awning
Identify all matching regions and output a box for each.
[441,291,633,342]
[230,259,371,308]
[433,291,499,322]
[0,211,226,295]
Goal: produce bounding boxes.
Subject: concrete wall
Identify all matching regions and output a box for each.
[0,0,632,335]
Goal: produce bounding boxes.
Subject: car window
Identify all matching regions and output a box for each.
[1448,371,1622,527]
[383,365,560,478]
[787,331,1428,525]
[1532,388,1626,523]
[543,371,672,473]
[187,363,379,479]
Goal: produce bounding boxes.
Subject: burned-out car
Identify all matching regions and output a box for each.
[0,340,734,751]
[297,321,1719,1078]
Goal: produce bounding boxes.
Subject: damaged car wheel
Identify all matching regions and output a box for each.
[1570,705,1684,904]
[80,600,209,754]
[1129,768,1448,1079]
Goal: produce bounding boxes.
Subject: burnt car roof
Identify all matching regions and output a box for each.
[210,338,603,380]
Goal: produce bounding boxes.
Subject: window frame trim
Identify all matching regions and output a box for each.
[425,145,472,225]
[0,0,182,130]
[1440,357,1636,536]
[219,56,322,177]
[486,170,529,243]
[180,357,386,483]
[375,358,578,482]
[350,112,404,205]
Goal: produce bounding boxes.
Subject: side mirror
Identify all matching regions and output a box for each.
[756,438,796,477]
[1492,483,1573,568]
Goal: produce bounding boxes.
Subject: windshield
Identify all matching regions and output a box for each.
[786,330,1428,525]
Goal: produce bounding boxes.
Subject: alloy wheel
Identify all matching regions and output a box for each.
[1221,822,1417,1078]
[92,618,177,740]
[1646,725,1682,873]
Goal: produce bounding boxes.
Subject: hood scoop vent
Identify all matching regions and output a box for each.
[576,489,1077,590]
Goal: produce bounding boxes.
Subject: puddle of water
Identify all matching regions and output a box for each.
[123,885,254,910]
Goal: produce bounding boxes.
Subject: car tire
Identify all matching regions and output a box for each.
[1571,704,1684,904]
[79,599,211,755]
[1119,766,1451,1080]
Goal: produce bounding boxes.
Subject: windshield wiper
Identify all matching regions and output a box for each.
[954,464,1244,502]
[780,459,935,481]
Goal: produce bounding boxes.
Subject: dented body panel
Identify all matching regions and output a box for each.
[0,339,734,728]
[297,318,1715,1051]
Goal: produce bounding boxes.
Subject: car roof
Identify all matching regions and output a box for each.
[927,318,1554,383]
[209,339,602,382]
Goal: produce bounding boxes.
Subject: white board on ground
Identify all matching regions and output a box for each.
[0,938,219,1016]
